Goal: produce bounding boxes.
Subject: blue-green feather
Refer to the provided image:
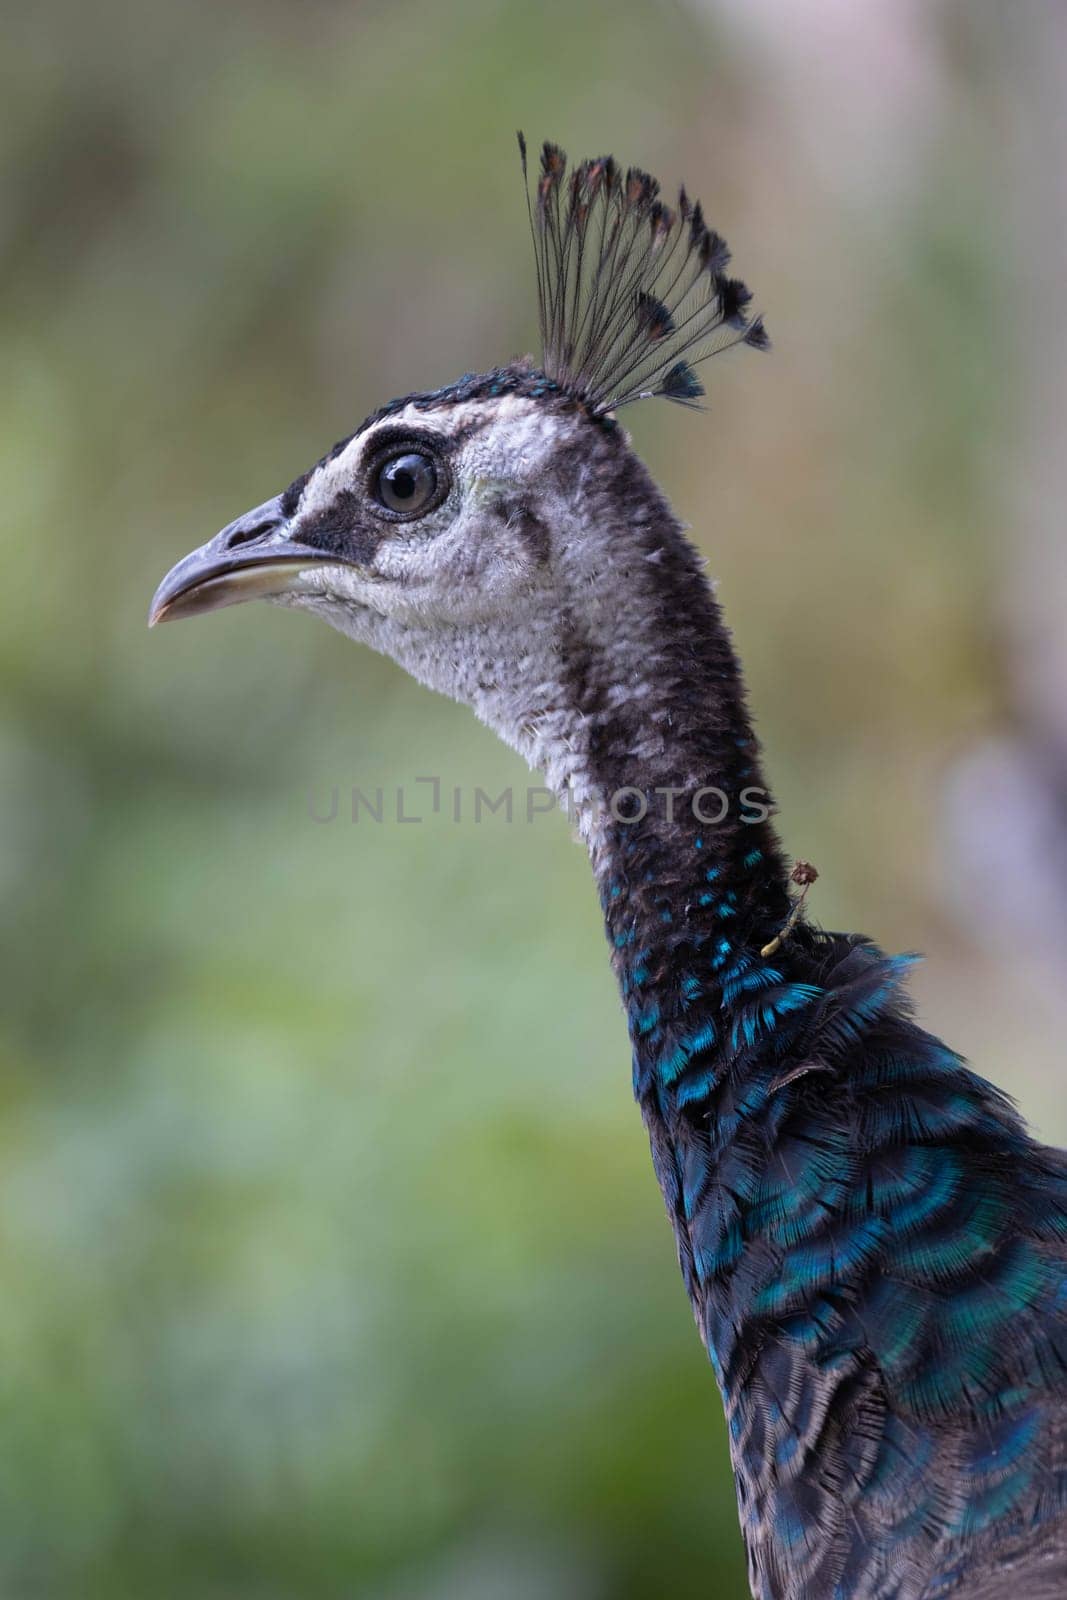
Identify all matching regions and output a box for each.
[611,853,1067,1597]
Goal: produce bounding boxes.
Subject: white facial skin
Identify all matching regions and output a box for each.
[270,394,679,853]
[289,396,562,630]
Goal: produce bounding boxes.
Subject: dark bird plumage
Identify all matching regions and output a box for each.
[149,138,1067,1599]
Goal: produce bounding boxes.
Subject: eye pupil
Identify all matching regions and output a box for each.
[375,451,439,515]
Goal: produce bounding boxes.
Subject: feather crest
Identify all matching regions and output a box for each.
[517,133,767,414]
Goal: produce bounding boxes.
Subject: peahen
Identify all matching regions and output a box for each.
[150,138,1067,1599]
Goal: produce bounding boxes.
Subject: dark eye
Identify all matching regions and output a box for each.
[374,451,439,516]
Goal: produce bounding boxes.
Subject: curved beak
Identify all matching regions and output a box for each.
[148,495,339,627]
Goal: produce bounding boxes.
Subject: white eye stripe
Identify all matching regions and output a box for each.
[295,407,441,522]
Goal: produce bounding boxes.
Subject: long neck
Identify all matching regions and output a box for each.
[465,442,1067,1595]
[578,575,794,1011]
[524,463,1067,1596]
[468,443,824,1323]
[580,570,799,1084]
[505,443,799,1102]
[525,469,810,1310]
[501,437,796,931]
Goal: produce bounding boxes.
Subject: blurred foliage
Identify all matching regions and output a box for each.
[1,2,1065,1596]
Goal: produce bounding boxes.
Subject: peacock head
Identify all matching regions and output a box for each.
[150,367,600,641]
[149,138,766,762]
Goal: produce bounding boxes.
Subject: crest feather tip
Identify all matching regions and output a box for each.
[516,136,766,417]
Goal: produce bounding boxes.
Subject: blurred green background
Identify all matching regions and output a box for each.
[3,2,1067,1596]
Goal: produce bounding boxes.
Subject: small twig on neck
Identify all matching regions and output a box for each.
[760,860,819,959]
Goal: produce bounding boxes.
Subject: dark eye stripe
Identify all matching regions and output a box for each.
[295,488,382,565]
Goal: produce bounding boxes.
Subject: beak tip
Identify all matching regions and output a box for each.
[148,495,320,628]
[147,587,172,628]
